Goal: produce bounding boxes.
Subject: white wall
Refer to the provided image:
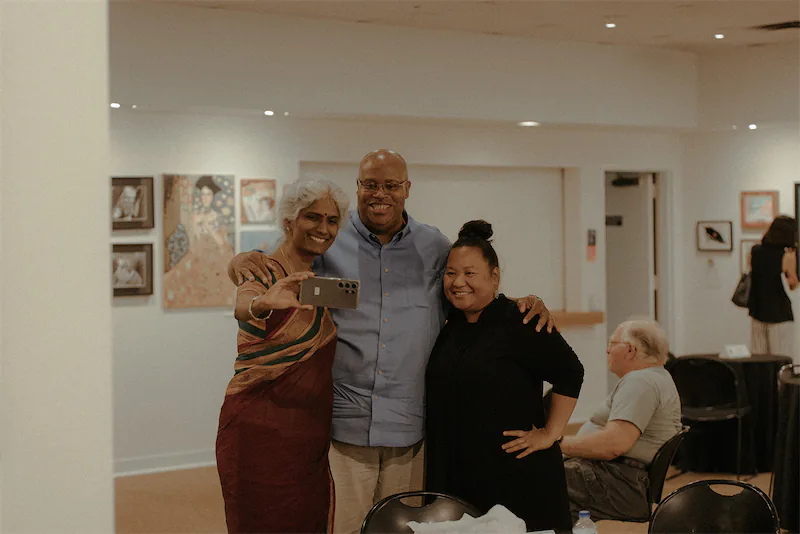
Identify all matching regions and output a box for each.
[111,110,683,472]
[699,43,800,130]
[109,3,698,129]
[680,123,800,357]
[301,162,565,308]
[0,1,114,531]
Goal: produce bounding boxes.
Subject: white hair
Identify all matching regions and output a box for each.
[278,177,350,232]
[618,319,669,364]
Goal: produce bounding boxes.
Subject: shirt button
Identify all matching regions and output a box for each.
[377,370,383,375]
[382,344,386,349]
[383,318,388,323]
[384,268,389,273]
[374,395,379,400]
[385,292,389,297]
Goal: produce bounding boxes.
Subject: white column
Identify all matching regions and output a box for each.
[0,1,114,532]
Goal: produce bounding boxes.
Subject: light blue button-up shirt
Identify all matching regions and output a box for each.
[313,210,451,447]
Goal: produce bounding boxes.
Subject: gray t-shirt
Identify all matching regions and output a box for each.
[577,366,681,464]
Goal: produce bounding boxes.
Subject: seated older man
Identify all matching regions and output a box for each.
[560,319,681,522]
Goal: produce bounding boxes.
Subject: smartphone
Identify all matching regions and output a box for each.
[299,277,360,310]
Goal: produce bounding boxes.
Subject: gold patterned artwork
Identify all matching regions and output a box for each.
[163,174,236,309]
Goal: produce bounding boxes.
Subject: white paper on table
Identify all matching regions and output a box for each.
[406,504,527,534]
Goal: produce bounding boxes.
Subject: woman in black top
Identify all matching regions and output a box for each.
[747,215,798,356]
[425,220,584,533]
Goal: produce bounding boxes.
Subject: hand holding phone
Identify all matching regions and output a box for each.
[299,277,360,309]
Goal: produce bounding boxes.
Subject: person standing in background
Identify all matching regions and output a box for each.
[748,215,798,358]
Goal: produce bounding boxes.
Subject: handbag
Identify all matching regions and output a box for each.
[731,272,751,308]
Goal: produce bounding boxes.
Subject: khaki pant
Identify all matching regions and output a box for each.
[751,318,796,360]
[329,439,425,534]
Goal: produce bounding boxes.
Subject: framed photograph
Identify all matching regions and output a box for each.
[740,239,759,274]
[696,220,733,251]
[241,178,277,224]
[112,177,155,230]
[795,183,800,277]
[741,190,778,231]
[112,244,153,297]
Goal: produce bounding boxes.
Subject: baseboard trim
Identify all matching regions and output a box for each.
[114,449,216,478]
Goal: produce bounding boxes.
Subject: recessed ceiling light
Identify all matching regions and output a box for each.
[518,121,540,127]
[131,104,137,109]
[110,102,120,109]
[749,124,757,130]
[264,110,274,116]
[284,112,290,116]
[605,22,616,29]
[732,125,738,130]
[714,33,725,39]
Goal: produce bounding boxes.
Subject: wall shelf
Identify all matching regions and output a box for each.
[552,311,605,327]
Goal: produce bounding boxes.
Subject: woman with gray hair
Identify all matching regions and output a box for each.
[216,178,349,533]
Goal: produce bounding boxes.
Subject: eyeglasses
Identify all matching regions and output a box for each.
[607,340,630,350]
[358,179,408,194]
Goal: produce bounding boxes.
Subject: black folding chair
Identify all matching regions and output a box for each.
[360,491,481,534]
[649,479,779,534]
[668,357,751,478]
[647,426,690,507]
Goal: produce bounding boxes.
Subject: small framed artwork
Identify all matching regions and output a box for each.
[112,177,155,230]
[741,190,778,231]
[740,239,759,274]
[112,243,153,297]
[696,220,733,251]
[241,179,277,224]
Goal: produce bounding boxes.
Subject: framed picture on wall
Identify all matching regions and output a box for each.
[740,190,778,231]
[112,243,153,297]
[163,174,235,309]
[241,178,277,224]
[112,176,155,230]
[795,183,800,277]
[696,220,733,251]
[740,239,759,274]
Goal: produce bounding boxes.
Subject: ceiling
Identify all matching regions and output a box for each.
[150,0,800,52]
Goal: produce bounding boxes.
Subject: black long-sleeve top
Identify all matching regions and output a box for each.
[425,295,584,532]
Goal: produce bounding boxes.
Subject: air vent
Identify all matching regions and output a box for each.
[753,21,800,31]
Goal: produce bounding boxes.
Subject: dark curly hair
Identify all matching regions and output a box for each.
[452,219,499,270]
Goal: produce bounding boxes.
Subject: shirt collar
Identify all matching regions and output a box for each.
[350,210,413,246]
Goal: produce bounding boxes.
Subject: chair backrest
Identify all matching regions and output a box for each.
[778,363,800,391]
[647,425,690,505]
[649,480,780,534]
[360,491,482,534]
[668,356,748,410]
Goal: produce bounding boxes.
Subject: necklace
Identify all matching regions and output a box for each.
[279,245,296,275]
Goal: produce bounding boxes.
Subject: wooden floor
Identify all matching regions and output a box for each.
[115,466,772,534]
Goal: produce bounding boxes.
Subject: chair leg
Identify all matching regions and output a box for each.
[736,417,742,480]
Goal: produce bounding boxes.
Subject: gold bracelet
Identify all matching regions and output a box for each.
[248,296,274,321]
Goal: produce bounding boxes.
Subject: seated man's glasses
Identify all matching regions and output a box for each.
[358,179,407,193]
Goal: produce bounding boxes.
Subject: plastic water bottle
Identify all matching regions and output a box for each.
[572,510,598,534]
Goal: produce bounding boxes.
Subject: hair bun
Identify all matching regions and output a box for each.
[458,220,493,242]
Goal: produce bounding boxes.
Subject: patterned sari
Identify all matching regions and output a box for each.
[216,259,337,533]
